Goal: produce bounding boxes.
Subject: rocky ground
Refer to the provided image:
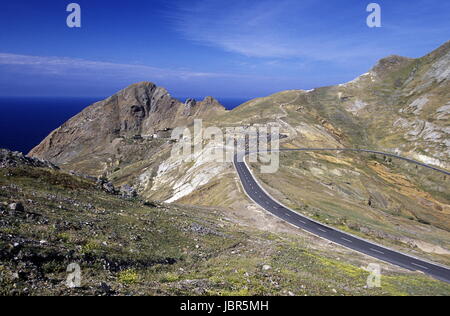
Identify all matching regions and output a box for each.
[1,150,449,296]
[0,149,58,170]
[0,151,450,295]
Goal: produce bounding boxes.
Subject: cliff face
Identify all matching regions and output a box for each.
[29,82,226,167]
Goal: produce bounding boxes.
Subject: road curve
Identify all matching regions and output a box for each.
[233,148,450,283]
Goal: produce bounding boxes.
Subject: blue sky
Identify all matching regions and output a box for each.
[0,0,449,98]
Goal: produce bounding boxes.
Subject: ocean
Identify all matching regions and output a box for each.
[179,97,249,111]
[0,97,248,154]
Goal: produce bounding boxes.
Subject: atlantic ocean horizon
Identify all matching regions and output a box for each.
[0,96,248,154]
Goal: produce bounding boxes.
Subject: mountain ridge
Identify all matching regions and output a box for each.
[28,41,450,184]
[20,40,450,275]
[29,81,226,170]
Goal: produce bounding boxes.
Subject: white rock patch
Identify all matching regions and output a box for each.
[149,137,230,203]
[401,96,429,114]
[436,103,450,120]
[347,100,368,115]
[166,165,226,203]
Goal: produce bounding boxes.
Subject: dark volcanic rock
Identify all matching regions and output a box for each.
[120,185,137,198]
[96,178,117,195]
[183,98,197,116]
[8,202,24,212]
[0,149,58,169]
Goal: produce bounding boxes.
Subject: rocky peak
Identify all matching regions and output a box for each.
[371,55,414,77]
[183,96,226,117]
[117,81,157,99]
[183,98,197,116]
[202,96,220,106]
[185,98,197,107]
[29,82,227,169]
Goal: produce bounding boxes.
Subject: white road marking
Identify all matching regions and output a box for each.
[411,262,429,270]
[370,248,385,255]
[235,152,450,281]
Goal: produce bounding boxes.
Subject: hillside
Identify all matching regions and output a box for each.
[213,40,450,168]
[29,82,226,175]
[27,41,450,279]
[2,149,450,295]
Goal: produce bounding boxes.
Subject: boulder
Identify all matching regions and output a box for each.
[8,202,24,212]
[262,265,272,271]
[96,178,117,194]
[0,149,58,169]
[103,182,117,194]
[120,185,137,198]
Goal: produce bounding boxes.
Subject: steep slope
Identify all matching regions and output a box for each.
[29,82,226,175]
[179,42,450,267]
[29,42,450,189]
[334,41,450,167]
[216,41,450,169]
[27,42,450,268]
[5,149,449,295]
[250,150,450,266]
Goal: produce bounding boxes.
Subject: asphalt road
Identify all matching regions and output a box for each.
[233,148,450,284]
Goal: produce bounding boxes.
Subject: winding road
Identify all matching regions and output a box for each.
[233,148,450,283]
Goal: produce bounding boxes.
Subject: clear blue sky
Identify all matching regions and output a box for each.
[0,0,449,98]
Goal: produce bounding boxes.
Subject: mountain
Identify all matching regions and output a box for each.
[29,82,226,174]
[214,40,450,168]
[30,42,450,173]
[335,41,450,168]
[28,41,450,269]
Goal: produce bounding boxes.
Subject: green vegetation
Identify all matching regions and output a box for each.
[118,269,139,285]
[253,150,450,267]
[0,165,449,296]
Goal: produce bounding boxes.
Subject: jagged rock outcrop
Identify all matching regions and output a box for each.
[0,149,58,169]
[183,96,224,117]
[29,82,226,167]
[183,98,197,116]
